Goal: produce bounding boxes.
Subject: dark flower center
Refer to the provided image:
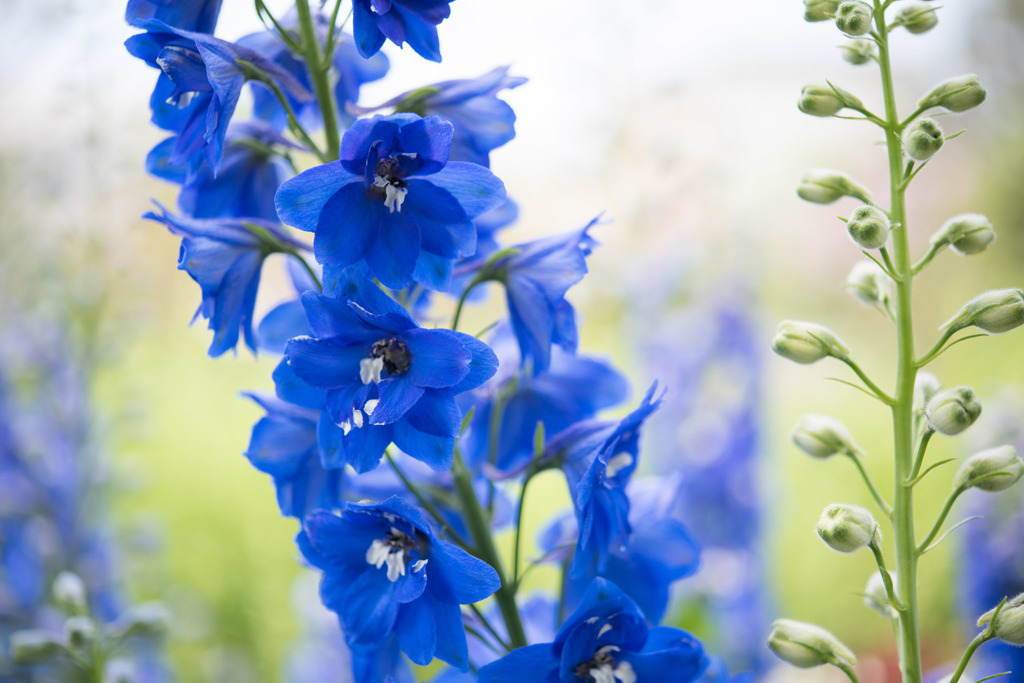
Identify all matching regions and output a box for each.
[374,157,408,188]
[574,649,616,680]
[372,338,411,375]
[384,527,416,552]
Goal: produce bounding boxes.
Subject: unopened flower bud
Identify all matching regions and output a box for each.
[64,616,97,649]
[954,446,1024,492]
[10,629,63,665]
[797,169,871,204]
[798,84,862,117]
[792,414,862,459]
[835,1,873,36]
[903,118,944,162]
[941,289,1024,335]
[846,205,891,249]
[53,571,87,614]
[978,592,1024,645]
[913,372,940,414]
[844,261,892,311]
[895,3,938,34]
[817,503,881,553]
[840,38,875,65]
[925,386,982,436]
[772,321,851,364]
[931,213,996,256]
[919,74,987,113]
[805,0,841,22]
[864,570,898,619]
[768,619,857,668]
[114,602,171,640]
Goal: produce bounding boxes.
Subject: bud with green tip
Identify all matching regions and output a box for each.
[895,3,938,34]
[10,629,64,665]
[798,84,862,117]
[797,168,871,204]
[954,445,1024,492]
[978,592,1024,645]
[791,414,862,459]
[113,602,171,640]
[941,289,1024,335]
[864,570,898,619]
[925,386,982,436]
[805,0,841,22]
[772,320,851,364]
[844,261,892,311]
[53,571,87,615]
[903,117,944,162]
[919,74,987,113]
[817,503,881,553]
[768,619,857,668]
[931,213,996,256]
[835,1,873,36]
[846,204,892,249]
[64,616,97,649]
[840,38,875,65]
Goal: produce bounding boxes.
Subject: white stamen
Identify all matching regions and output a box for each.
[366,535,408,583]
[412,559,428,573]
[360,357,384,384]
[340,420,352,436]
[383,184,407,213]
[352,410,364,429]
[366,539,391,568]
[590,665,616,683]
[597,623,613,638]
[604,452,633,478]
[585,617,600,625]
[613,661,636,683]
[363,399,379,416]
[385,552,406,582]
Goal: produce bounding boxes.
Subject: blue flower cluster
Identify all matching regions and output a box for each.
[124,1,731,680]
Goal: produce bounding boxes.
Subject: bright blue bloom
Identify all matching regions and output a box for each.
[275,113,505,290]
[144,202,309,357]
[299,497,500,670]
[283,273,498,471]
[352,0,453,62]
[478,578,708,683]
[125,0,222,34]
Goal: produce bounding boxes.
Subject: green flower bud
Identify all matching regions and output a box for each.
[791,414,862,459]
[64,616,97,649]
[798,84,863,117]
[913,372,940,414]
[805,0,841,22]
[835,1,873,36]
[53,571,87,615]
[895,3,938,34]
[797,168,871,204]
[840,38,876,65]
[768,619,857,668]
[930,213,996,255]
[772,320,851,364]
[902,117,944,162]
[978,592,1024,645]
[941,289,1024,335]
[954,445,1024,492]
[844,261,892,311]
[10,629,63,665]
[113,602,171,640]
[919,74,987,113]
[864,570,898,619]
[846,204,892,249]
[925,386,982,436]
[817,503,881,553]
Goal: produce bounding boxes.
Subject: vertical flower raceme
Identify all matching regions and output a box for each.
[352,0,455,62]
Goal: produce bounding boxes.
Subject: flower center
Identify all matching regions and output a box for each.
[373,157,409,214]
[372,338,411,375]
[573,646,635,683]
[365,527,427,582]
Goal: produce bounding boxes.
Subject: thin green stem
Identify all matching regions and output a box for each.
[869,540,903,611]
[255,0,303,52]
[917,331,988,368]
[915,328,956,368]
[837,662,862,683]
[286,250,323,292]
[948,632,994,683]
[840,358,895,405]
[512,470,536,590]
[321,0,349,67]
[847,453,893,517]
[908,429,934,483]
[916,486,965,555]
[385,451,470,549]
[468,603,511,652]
[905,457,955,488]
[879,246,897,277]
[911,243,941,275]
[451,278,485,332]
[295,0,341,159]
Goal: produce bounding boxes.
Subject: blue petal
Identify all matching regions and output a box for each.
[391,562,428,604]
[404,180,475,259]
[477,645,559,683]
[273,359,326,410]
[370,376,425,424]
[427,162,506,219]
[402,329,471,388]
[300,290,381,343]
[285,337,365,389]
[342,568,401,646]
[398,117,453,173]
[257,299,309,354]
[352,1,388,58]
[426,538,501,604]
[392,420,455,471]
[275,162,359,233]
[448,333,498,394]
[365,210,420,290]
[429,593,471,670]
[343,423,395,474]
[315,182,382,269]
[393,596,437,665]
[393,5,442,62]
[413,250,453,291]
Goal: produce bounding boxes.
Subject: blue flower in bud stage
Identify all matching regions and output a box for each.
[276,113,505,290]
[144,202,309,357]
[478,578,708,683]
[299,497,500,670]
[352,0,454,62]
[284,273,498,471]
[125,0,222,34]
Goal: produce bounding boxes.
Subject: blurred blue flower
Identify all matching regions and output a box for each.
[125,0,222,34]
[352,0,453,62]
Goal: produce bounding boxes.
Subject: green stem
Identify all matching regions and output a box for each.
[385,451,470,549]
[948,632,993,683]
[840,358,895,405]
[286,250,323,292]
[911,243,941,275]
[512,469,537,589]
[847,453,893,517]
[837,662,862,683]
[908,429,934,483]
[916,328,956,368]
[916,486,965,555]
[295,0,341,159]
[468,603,511,652]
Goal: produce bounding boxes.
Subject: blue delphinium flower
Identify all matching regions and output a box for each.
[351,0,454,62]
[477,578,709,683]
[275,113,506,290]
[144,202,310,357]
[283,272,498,471]
[125,0,222,34]
[299,497,500,670]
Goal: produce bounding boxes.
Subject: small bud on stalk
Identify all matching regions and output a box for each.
[864,570,898,619]
[925,386,982,436]
[840,38,875,65]
[53,571,88,614]
[846,205,892,249]
[913,372,941,414]
[768,619,857,668]
[941,289,1024,335]
[978,592,1024,645]
[816,503,881,553]
[902,118,944,162]
[113,602,171,639]
[10,630,63,665]
[797,169,871,204]
[772,321,850,364]
[804,0,841,22]
[844,261,892,311]
[931,214,996,256]
[894,4,938,34]
[954,445,1024,492]
[798,84,863,117]
[791,414,862,459]
[919,74,987,113]
[64,616,97,649]
[835,1,873,36]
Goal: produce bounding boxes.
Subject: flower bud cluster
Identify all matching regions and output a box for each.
[902,117,943,162]
[846,205,891,249]
[816,503,880,553]
[924,386,982,436]
[834,1,873,36]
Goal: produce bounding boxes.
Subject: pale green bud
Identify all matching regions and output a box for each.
[978,592,1024,645]
[113,602,171,640]
[840,38,875,65]
[64,616,97,649]
[925,386,982,436]
[931,213,996,256]
[844,261,892,311]
[902,117,944,162]
[919,74,987,113]
[53,571,87,615]
[768,618,857,668]
[864,570,898,619]
[805,0,841,22]
[846,204,891,249]
[941,289,1024,335]
[835,1,873,36]
[772,320,851,364]
[913,372,941,414]
[954,445,1024,492]
[895,3,938,34]
[10,629,63,665]
[817,503,881,553]
[797,168,871,204]
[791,414,862,459]
[798,84,863,117]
